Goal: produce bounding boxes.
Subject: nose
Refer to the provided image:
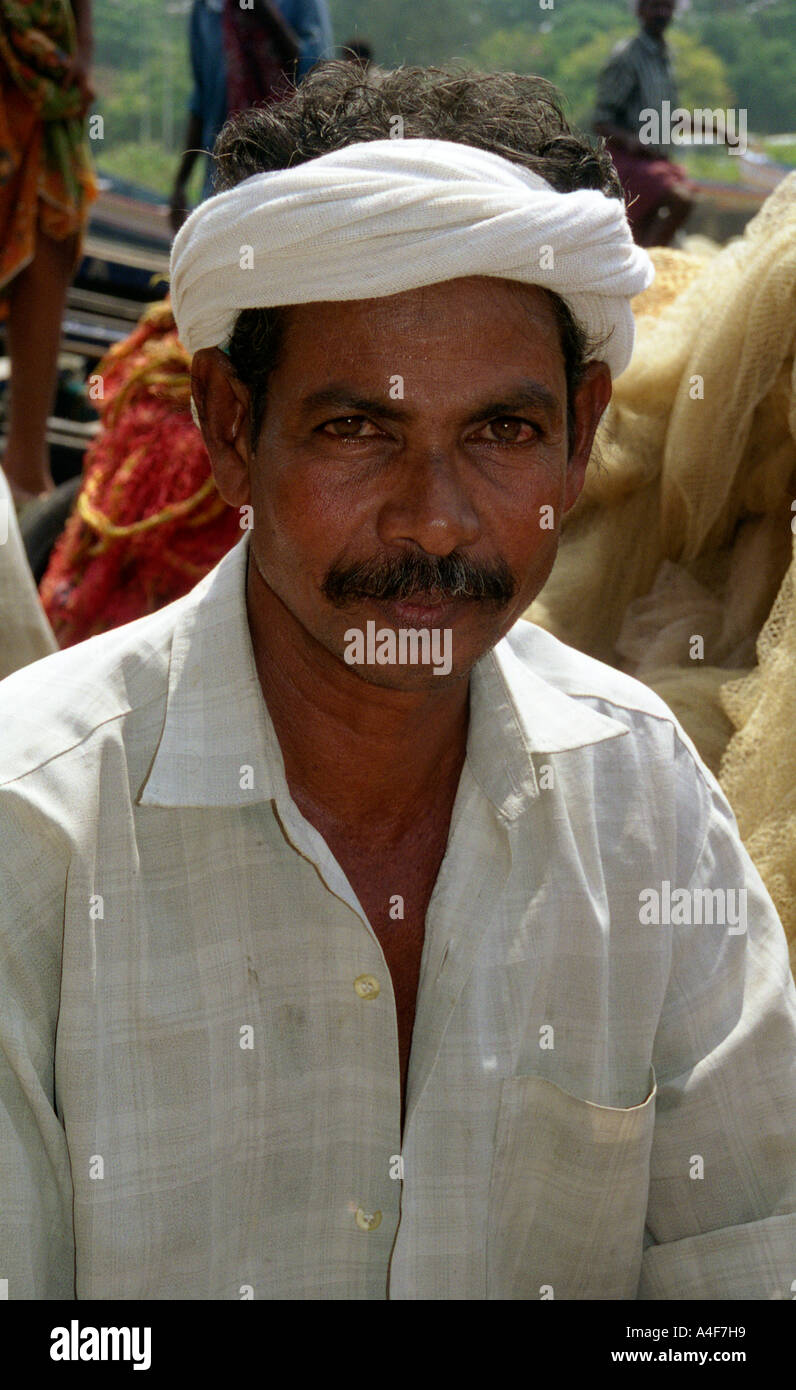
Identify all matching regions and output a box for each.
[375,447,480,556]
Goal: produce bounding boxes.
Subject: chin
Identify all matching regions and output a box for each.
[338,654,473,692]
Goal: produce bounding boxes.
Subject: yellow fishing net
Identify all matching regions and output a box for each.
[526,174,796,966]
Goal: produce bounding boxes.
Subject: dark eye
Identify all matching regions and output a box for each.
[478,417,539,444]
[321,416,380,438]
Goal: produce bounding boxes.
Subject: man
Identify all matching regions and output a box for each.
[0,65,794,1300]
[169,0,228,226]
[282,0,333,78]
[0,0,97,501]
[593,0,694,246]
[169,0,332,231]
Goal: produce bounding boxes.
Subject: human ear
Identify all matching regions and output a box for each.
[190,348,252,509]
[563,361,612,513]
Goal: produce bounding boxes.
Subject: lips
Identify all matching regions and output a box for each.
[374,595,463,626]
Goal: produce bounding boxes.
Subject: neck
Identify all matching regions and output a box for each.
[246,551,470,840]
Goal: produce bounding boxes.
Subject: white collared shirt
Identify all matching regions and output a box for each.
[0,466,57,680]
[0,533,794,1299]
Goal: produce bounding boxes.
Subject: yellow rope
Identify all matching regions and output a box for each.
[105,363,192,428]
[74,300,225,544]
[77,463,219,539]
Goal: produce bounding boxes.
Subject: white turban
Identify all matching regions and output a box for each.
[170,137,653,378]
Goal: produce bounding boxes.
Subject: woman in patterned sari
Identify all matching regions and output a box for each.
[0,0,97,504]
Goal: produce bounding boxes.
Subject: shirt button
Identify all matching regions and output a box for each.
[354,974,380,1000]
[355,1208,383,1231]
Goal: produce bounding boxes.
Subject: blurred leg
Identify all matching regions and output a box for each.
[637,187,694,248]
[4,227,78,500]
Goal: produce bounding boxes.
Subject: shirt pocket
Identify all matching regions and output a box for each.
[486,1068,656,1300]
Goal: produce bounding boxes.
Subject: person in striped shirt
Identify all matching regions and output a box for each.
[593,0,694,247]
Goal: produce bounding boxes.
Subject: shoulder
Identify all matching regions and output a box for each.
[506,619,691,730]
[604,35,638,67]
[504,619,717,802]
[503,620,732,880]
[0,594,185,789]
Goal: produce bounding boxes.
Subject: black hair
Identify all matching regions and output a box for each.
[216,63,618,450]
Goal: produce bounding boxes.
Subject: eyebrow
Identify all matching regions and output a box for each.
[298,380,563,426]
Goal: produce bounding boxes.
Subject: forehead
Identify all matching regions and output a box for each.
[274,276,566,388]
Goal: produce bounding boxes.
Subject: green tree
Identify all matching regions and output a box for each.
[555,30,628,126]
[668,31,734,111]
[722,36,796,132]
[470,27,555,80]
[87,0,795,198]
[328,0,470,65]
[686,0,795,131]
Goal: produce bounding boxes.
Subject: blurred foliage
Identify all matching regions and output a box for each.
[764,139,796,163]
[91,0,796,196]
[93,4,192,152]
[681,149,743,182]
[95,141,196,199]
[332,0,796,131]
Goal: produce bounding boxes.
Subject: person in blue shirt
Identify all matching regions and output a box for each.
[169,0,332,232]
[282,0,333,79]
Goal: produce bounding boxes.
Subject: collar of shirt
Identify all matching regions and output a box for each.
[138,532,628,823]
[637,29,671,63]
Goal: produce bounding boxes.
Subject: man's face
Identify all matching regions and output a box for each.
[638,0,676,37]
[199,276,610,691]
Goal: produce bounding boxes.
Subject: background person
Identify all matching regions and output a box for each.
[169,0,228,228]
[222,0,299,118]
[0,0,97,504]
[593,0,694,247]
[169,0,333,233]
[282,0,333,79]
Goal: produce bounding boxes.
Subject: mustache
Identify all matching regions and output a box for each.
[322,551,517,607]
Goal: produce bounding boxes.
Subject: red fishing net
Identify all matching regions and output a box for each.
[40,300,242,646]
